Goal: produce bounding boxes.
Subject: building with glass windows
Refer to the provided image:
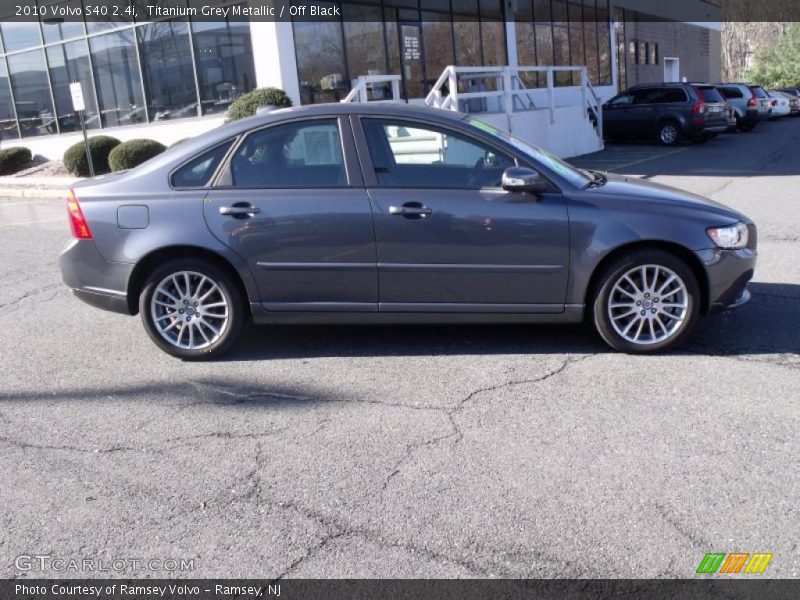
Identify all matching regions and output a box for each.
[0,0,721,159]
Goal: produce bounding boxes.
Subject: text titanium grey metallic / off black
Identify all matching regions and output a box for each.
[59,104,756,359]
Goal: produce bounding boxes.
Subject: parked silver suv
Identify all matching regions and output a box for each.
[716,83,770,131]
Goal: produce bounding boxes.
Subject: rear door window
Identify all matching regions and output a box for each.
[633,89,666,104]
[171,141,233,188]
[229,119,346,188]
[662,88,688,103]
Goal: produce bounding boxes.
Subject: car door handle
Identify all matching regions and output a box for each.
[219,203,261,217]
[389,204,433,217]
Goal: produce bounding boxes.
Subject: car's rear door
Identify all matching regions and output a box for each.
[203,116,378,312]
[352,115,570,312]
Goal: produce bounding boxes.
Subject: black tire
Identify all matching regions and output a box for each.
[736,117,756,132]
[592,249,701,353]
[139,258,245,360]
[656,120,681,146]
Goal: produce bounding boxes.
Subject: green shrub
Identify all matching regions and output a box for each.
[108,139,167,172]
[170,138,190,148]
[226,87,293,123]
[63,136,121,177]
[0,147,32,175]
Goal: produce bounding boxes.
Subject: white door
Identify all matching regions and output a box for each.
[664,58,680,83]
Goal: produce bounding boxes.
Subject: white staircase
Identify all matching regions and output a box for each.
[424,65,604,158]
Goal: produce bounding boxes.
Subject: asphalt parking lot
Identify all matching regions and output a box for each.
[1,117,798,579]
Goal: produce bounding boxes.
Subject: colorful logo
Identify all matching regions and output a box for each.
[696,552,773,574]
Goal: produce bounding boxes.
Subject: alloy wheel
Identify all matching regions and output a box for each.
[659,123,679,145]
[150,271,229,350]
[607,264,689,346]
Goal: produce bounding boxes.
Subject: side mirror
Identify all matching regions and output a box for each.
[502,167,548,194]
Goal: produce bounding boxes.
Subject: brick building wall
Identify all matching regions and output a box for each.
[621,19,722,87]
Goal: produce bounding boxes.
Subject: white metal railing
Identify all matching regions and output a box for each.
[424,65,602,142]
[341,74,402,104]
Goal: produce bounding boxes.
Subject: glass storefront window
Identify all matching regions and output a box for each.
[454,19,481,66]
[0,60,19,140]
[343,4,388,87]
[47,40,100,133]
[40,0,86,42]
[293,16,347,104]
[139,20,199,121]
[8,49,56,138]
[480,20,505,66]
[421,13,454,90]
[192,17,256,115]
[90,29,146,128]
[1,23,42,53]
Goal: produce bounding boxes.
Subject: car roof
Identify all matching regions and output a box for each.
[628,82,692,89]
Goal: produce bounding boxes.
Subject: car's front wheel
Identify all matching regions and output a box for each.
[139,259,245,360]
[592,249,701,353]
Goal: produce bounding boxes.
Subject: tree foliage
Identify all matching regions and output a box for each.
[226,88,293,123]
[744,24,800,88]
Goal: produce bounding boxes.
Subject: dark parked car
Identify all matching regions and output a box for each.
[603,83,730,145]
[59,104,757,359]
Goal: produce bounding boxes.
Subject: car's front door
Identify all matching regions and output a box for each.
[203,116,378,311]
[603,92,635,137]
[353,116,570,312]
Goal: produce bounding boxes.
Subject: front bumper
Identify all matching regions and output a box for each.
[694,247,757,315]
[59,239,135,315]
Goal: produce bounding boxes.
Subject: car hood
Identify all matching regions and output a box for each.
[589,172,747,222]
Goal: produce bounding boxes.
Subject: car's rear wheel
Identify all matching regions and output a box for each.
[592,249,701,353]
[139,259,244,360]
[657,121,681,146]
[736,116,756,132]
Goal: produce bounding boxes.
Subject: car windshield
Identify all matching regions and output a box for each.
[467,118,591,188]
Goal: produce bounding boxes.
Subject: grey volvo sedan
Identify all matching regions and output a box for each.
[59,104,756,359]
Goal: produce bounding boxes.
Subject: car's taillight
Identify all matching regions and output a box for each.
[66,189,92,239]
[747,97,757,107]
[691,87,706,115]
[771,99,777,107]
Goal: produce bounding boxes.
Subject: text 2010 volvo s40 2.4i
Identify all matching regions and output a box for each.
[59,104,756,359]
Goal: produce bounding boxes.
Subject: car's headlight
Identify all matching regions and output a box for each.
[707,222,749,249]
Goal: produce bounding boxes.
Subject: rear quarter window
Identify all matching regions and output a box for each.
[750,86,768,99]
[171,141,234,188]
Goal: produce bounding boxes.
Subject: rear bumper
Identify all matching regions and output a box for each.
[694,247,757,315]
[59,238,135,315]
[683,120,728,136]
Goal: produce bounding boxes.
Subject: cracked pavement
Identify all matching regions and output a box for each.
[1,117,799,579]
